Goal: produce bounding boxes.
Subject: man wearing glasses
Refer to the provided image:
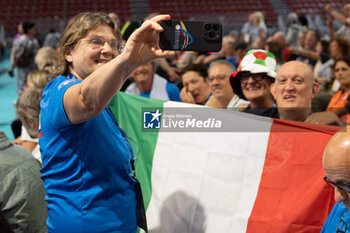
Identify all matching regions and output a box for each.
[230,49,279,118]
[322,126,350,233]
[207,60,249,110]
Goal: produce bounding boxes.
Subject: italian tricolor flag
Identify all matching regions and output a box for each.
[109,92,339,233]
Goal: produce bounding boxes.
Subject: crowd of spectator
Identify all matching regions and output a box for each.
[2,3,350,232]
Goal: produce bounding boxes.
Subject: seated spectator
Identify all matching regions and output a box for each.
[220,35,237,67]
[298,31,306,49]
[270,61,320,121]
[327,57,350,114]
[13,69,52,151]
[323,38,349,83]
[241,12,257,44]
[0,130,47,233]
[43,29,61,49]
[16,88,42,163]
[289,38,349,87]
[108,12,120,26]
[34,46,58,72]
[271,31,290,61]
[207,60,249,109]
[201,39,247,70]
[251,11,267,42]
[290,30,320,67]
[200,35,236,67]
[305,57,350,126]
[325,3,350,39]
[26,69,52,90]
[251,36,266,50]
[230,49,279,118]
[321,126,350,232]
[125,61,181,101]
[266,41,285,68]
[285,12,305,48]
[233,40,248,69]
[180,63,211,105]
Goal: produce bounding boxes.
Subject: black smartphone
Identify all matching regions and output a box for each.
[159,20,222,52]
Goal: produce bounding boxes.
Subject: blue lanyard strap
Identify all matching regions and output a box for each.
[67,73,78,80]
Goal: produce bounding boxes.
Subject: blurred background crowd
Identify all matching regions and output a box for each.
[1,0,350,156]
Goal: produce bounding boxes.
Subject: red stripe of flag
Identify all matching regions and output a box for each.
[246,119,338,233]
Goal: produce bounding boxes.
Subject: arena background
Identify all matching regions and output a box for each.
[0,0,349,40]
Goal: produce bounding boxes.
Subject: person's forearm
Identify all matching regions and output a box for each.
[158,57,171,72]
[81,54,137,110]
[65,53,139,124]
[328,24,336,40]
[203,52,223,64]
[291,47,320,61]
[290,48,321,61]
[335,107,348,118]
[331,11,348,25]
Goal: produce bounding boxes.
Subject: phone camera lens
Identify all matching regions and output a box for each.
[213,24,220,31]
[204,23,211,31]
[208,30,216,39]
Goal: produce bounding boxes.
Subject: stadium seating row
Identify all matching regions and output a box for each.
[0,0,348,34]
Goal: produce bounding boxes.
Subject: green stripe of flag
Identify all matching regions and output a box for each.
[109,92,166,210]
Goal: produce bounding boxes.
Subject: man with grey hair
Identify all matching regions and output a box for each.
[207,60,249,109]
[270,61,320,121]
[125,61,181,101]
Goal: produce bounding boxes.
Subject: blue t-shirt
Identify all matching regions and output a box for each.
[321,203,349,233]
[39,75,137,233]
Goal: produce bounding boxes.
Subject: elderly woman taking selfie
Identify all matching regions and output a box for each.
[39,12,173,233]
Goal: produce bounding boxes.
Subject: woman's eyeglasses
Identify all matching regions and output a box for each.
[240,73,266,84]
[82,36,123,53]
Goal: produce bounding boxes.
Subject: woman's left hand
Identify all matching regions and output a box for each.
[122,14,175,66]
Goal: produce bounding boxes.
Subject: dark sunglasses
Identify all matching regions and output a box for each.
[240,73,266,84]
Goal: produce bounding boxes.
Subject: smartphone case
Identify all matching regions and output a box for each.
[159,20,222,52]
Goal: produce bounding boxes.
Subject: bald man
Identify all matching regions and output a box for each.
[271,61,320,121]
[321,126,350,232]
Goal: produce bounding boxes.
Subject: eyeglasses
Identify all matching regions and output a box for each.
[207,75,227,82]
[323,176,350,194]
[240,73,266,84]
[82,36,123,53]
